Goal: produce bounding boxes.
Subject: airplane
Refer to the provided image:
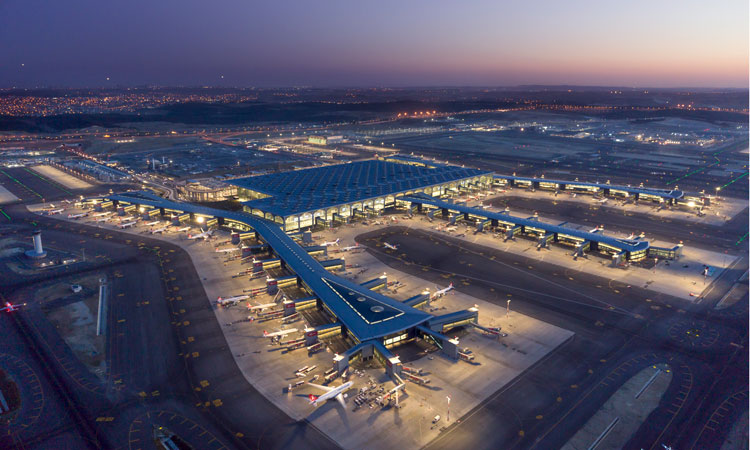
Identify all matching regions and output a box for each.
[93,212,112,217]
[216,295,249,307]
[597,198,608,204]
[626,232,635,240]
[445,226,458,232]
[383,242,399,250]
[215,247,239,253]
[1,302,25,313]
[321,238,340,247]
[145,220,160,227]
[589,225,604,233]
[248,302,276,311]
[306,381,353,408]
[68,213,88,219]
[118,221,137,229]
[340,243,362,252]
[176,226,191,233]
[61,199,72,204]
[263,328,298,339]
[188,228,214,240]
[430,282,454,300]
[96,217,111,223]
[48,208,64,215]
[150,226,168,234]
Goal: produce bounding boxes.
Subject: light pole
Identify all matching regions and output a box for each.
[506,299,511,317]
[446,395,451,422]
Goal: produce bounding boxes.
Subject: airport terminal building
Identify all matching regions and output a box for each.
[87,155,685,377]
[228,157,493,231]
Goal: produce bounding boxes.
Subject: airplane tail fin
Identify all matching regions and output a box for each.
[308,394,319,403]
[263,330,268,336]
[449,282,454,288]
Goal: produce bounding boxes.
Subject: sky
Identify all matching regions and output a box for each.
[1,0,748,88]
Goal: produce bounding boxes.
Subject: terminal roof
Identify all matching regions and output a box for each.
[107,191,431,341]
[229,159,491,217]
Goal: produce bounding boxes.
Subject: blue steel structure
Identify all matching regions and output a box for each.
[402,193,650,259]
[229,159,491,220]
[494,175,683,203]
[105,191,432,342]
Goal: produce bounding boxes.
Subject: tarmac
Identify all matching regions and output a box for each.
[337,213,740,302]
[37,202,574,449]
[488,187,747,227]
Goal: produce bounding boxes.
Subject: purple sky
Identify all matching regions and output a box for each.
[1,0,747,88]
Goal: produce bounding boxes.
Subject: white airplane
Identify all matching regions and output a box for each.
[48,208,64,215]
[118,221,137,229]
[150,226,168,234]
[321,238,340,247]
[176,226,191,233]
[626,232,635,240]
[263,328,298,339]
[68,212,87,219]
[62,199,72,204]
[306,381,353,408]
[589,225,604,233]
[1,302,25,313]
[95,217,111,223]
[93,212,112,217]
[188,228,214,240]
[144,220,160,227]
[431,282,454,300]
[597,198,608,204]
[216,295,249,307]
[383,242,399,250]
[215,247,239,253]
[248,302,276,311]
[340,243,362,252]
[445,226,457,232]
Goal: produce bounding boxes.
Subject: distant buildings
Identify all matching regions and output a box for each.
[307,135,344,145]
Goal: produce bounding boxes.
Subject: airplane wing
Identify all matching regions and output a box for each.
[307,382,335,393]
[335,392,346,408]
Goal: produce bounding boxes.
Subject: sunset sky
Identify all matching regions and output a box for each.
[1,0,747,88]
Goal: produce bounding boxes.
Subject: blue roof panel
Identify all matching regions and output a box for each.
[229,159,491,217]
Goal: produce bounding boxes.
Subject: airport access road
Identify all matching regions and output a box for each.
[356,226,748,450]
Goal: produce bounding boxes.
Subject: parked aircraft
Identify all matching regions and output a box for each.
[430,282,454,300]
[48,208,64,215]
[340,243,362,252]
[321,238,340,247]
[306,381,353,407]
[188,228,214,240]
[383,242,399,250]
[263,328,298,339]
[216,295,249,307]
[150,226,168,234]
[118,221,137,229]
[144,220,160,227]
[248,302,276,311]
[68,213,88,219]
[215,247,239,253]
